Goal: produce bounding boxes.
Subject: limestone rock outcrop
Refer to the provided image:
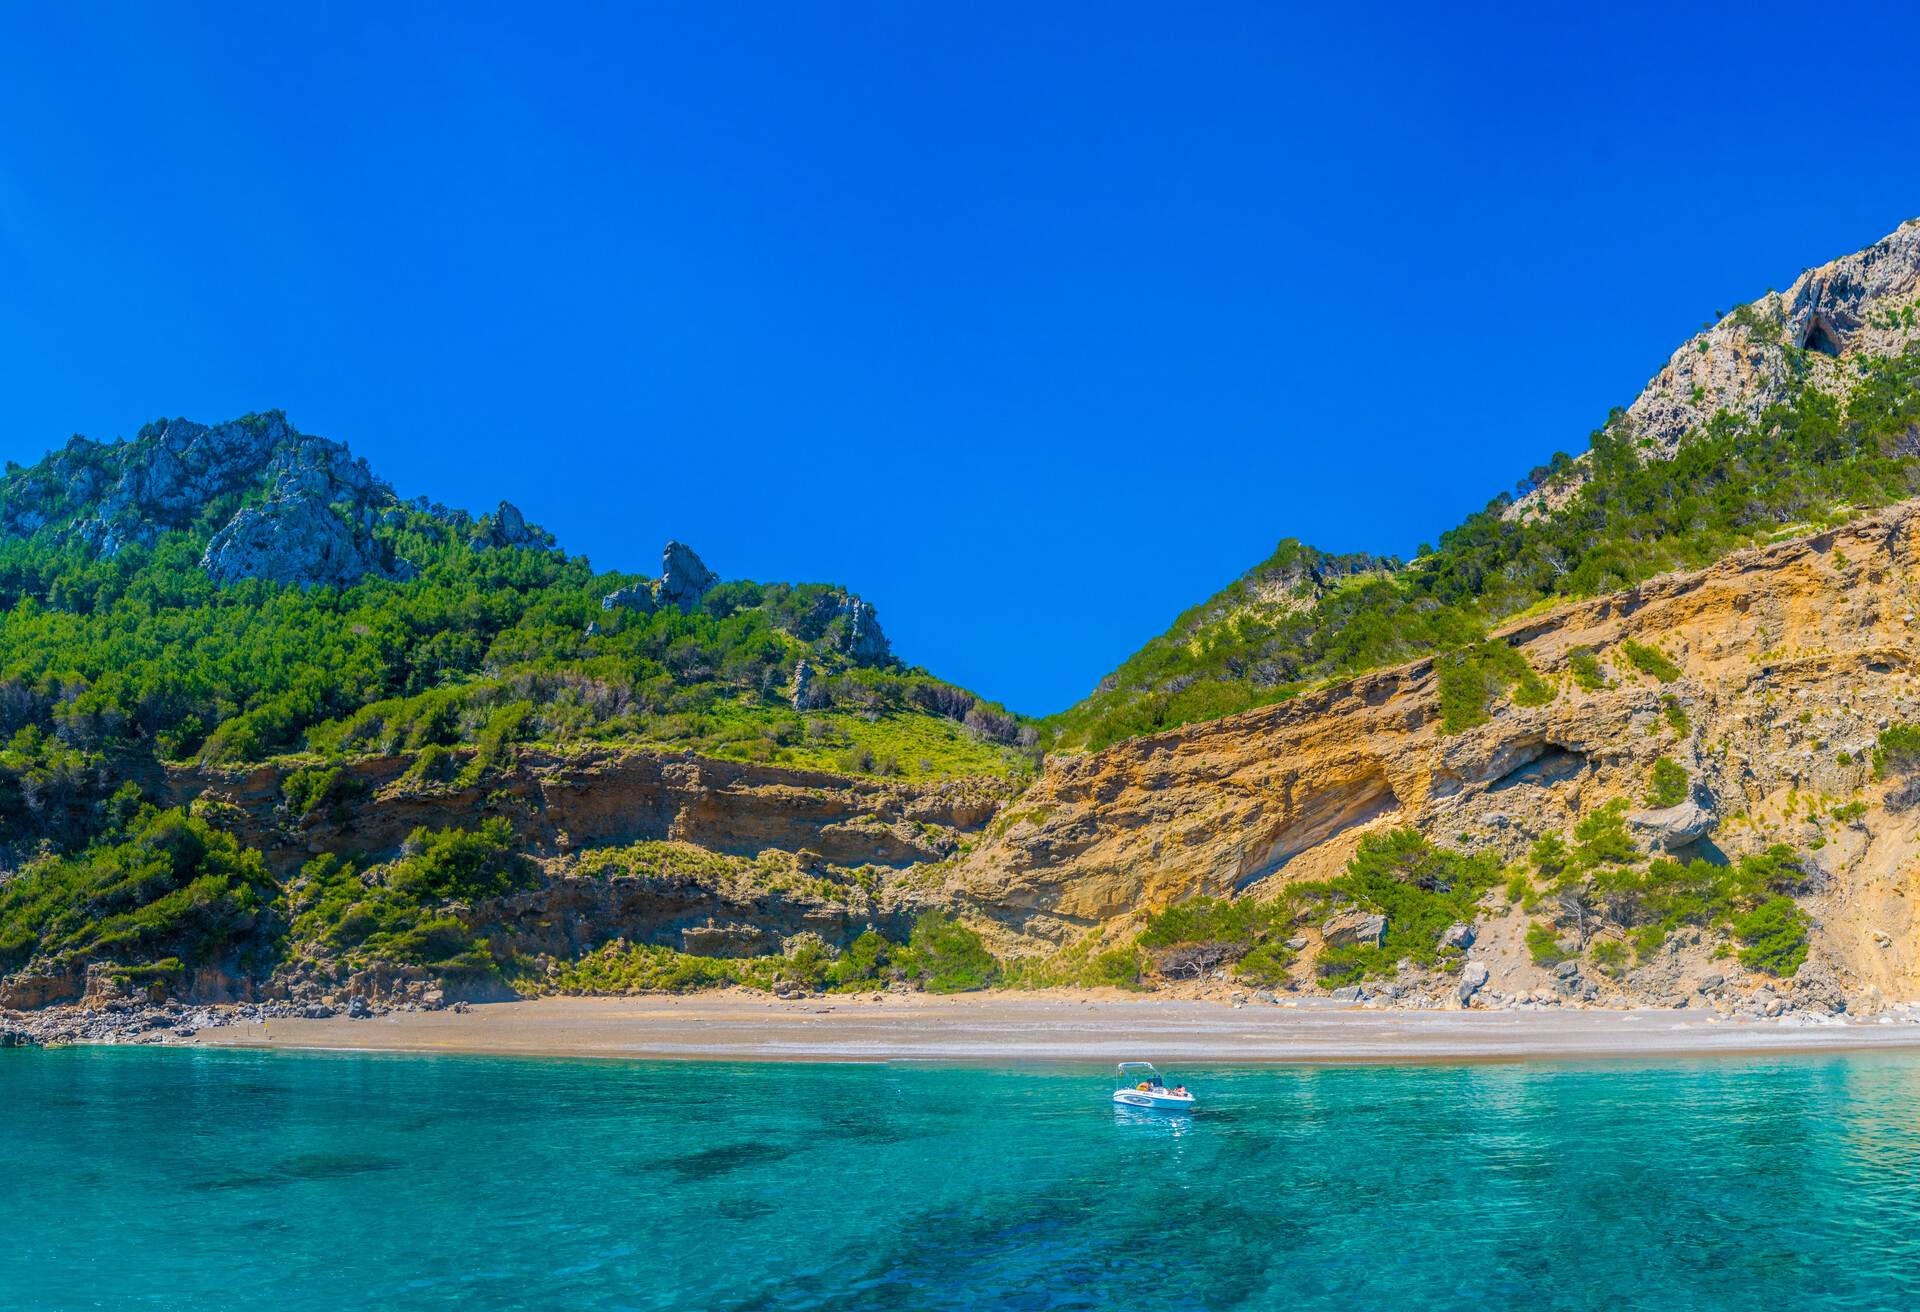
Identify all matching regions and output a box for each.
[202,495,409,588]
[601,583,657,613]
[660,541,718,610]
[1625,799,1716,853]
[791,660,828,710]
[467,500,554,551]
[0,411,562,589]
[1512,219,1920,519]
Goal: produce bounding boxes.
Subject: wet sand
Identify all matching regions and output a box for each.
[184,992,1920,1064]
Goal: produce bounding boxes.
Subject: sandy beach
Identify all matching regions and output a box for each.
[178,992,1920,1064]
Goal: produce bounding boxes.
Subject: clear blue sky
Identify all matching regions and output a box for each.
[2,3,1917,714]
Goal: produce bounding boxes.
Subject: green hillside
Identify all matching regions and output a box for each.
[0,413,1033,852]
[1050,349,1920,750]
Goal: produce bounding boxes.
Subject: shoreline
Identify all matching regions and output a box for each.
[146,991,1920,1066]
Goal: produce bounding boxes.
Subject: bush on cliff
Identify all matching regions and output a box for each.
[1645,757,1690,808]
[1436,642,1554,734]
[1526,794,1814,971]
[1136,895,1290,980]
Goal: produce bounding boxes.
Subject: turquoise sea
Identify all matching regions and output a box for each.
[7,1047,1920,1310]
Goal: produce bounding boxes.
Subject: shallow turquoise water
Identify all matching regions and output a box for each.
[8,1048,1920,1310]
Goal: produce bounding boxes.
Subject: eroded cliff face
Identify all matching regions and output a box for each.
[949,501,1920,1004]
[162,747,1009,876]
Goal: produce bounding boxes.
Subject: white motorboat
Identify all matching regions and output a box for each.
[1112,1061,1195,1111]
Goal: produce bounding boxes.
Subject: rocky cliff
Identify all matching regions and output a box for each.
[163,745,1007,877]
[0,410,551,588]
[951,500,1920,1011]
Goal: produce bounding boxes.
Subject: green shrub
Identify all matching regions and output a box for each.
[1138,896,1287,953]
[998,937,1149,990]
[1296,829,1500,986]
[1620,641,1682,683]
[1437,642,1555,734]
[900,912,997,993]
[1572,800,1637,866]
[1527,922,1572,966]
[282,766,337,817]
[0,808,279,974]
[456,701,534,787]
[1632,923,1667,959]
[1873,723,1920,777]
[281,766,368,818]
[286,818,534,973]
[1661,695,1691,735]
[533,941,739,993]
[1590,939,1629,977]
[1731,895,1810,976]
[1234,939,1297,986]
[1568,648,1608,691]
[391,818,533,902]
[399,744,458,789]
[1646,757,1690,808]
[825,929,896,992]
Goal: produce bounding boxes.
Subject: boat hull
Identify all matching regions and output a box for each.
[1112,1090,1195,1112]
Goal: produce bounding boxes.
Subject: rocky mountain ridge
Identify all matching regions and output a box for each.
[1511,217,1920,518]
[0,410,558,588]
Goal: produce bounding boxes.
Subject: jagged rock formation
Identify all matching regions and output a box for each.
[660,540,718,610]
[951,501,1920,1008]
[594,548,893,664]
[791,660,827,710]
[202,496,409,588]
[467,500,553,551]
[0,411,558,588]
[599,541,736,616]
[1241,542,1399,615]
[601,583,657,613]
[831,594,889,662]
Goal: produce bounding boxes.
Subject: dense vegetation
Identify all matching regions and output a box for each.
[1127,805,1824,993]
[1516,802,1813,976]
[1133,828,1500,989]
[1053,348,1920,749]
[286,820,536,977]
[524,911,1003,996]
[0,806,279,977]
